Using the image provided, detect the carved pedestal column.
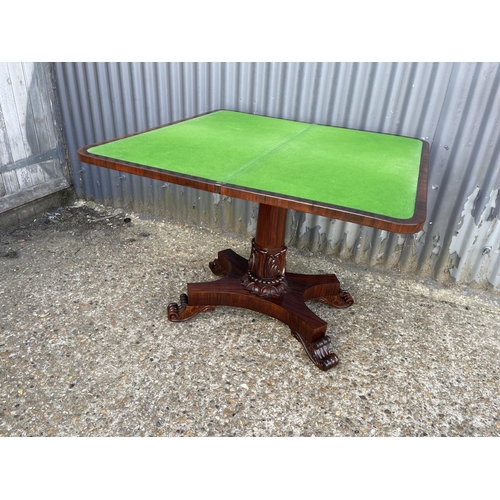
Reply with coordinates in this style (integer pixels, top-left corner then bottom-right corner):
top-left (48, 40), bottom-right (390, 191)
top-left (241, 204), bottom-right (289, 298)
top-left (241, 239), bottom-right (289, 298)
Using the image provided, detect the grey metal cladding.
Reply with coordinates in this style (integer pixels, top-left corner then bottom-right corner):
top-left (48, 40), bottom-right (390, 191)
top-left (53, 62), bottom-right (500, 290)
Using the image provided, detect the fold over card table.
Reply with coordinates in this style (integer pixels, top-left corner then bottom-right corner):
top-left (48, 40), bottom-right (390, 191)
top-left (78, 110), bottom-right (429, 371)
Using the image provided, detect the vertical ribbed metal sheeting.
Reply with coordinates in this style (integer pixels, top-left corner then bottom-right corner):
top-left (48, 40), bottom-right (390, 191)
top-left (53, 62), bottom-right (500, 291)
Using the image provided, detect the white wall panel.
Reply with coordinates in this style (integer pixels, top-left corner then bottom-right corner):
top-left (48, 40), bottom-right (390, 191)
top-left (0, 62), bottom-right (70, 214)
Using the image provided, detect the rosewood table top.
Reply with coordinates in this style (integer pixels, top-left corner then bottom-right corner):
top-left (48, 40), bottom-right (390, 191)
top-left (78, 110), bottom-right (429, 371)
top-left (79, 110), bottom-right (428, 234)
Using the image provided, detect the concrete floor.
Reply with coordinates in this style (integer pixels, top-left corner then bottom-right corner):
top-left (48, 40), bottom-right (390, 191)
top-left (1, 200), bottom-right (499, 437)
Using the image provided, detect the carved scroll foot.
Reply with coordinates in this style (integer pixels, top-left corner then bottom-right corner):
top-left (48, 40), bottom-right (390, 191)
top-left (291, 331), bottom-right (339, 371)
top-left (167, 293), bottom-right (216, 322)
top-left (209, 258), bottom-right (228, 277)
top-left (316, 289), bottom-right (354, 309)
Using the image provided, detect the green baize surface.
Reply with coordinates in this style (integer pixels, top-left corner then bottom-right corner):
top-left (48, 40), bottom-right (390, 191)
top-left (88, 110), bottom-right (423, 219)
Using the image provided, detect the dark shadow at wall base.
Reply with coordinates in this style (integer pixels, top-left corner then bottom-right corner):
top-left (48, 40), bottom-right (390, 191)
top-left (0, 188), bottom-right (75, 231)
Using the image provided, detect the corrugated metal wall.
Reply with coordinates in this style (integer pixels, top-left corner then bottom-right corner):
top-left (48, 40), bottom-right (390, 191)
top-left (53, 62), bottom-right (500, 291)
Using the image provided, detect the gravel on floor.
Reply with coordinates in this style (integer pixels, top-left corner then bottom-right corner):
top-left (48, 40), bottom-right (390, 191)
top-left (1, 200), bottom-right (499, 437)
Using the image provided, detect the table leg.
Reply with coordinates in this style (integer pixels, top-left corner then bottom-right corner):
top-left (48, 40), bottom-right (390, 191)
top-left (167, 204), bottom-right (354, 371)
